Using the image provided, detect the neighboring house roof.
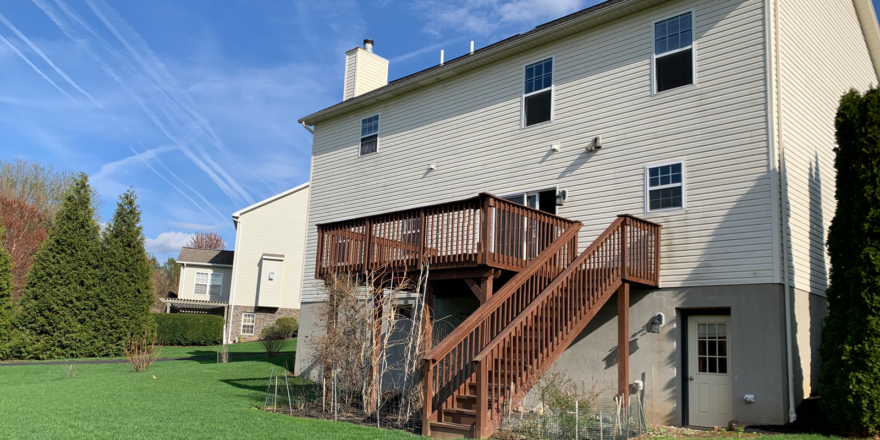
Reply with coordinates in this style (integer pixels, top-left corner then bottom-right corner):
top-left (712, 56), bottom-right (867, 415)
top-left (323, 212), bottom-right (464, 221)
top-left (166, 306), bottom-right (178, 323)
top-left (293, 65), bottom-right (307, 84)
top-left (176, 248), bottom-right (235, 266)
top-left (299, 0), bottom-right (880, 126)
top-left (232, 182), bottom-right (309, 219)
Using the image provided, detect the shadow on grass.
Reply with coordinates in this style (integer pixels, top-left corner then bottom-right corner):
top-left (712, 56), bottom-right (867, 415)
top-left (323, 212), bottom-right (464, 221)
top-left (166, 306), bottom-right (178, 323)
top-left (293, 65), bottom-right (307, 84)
top-left (218, 354), bottom-right (299, 394)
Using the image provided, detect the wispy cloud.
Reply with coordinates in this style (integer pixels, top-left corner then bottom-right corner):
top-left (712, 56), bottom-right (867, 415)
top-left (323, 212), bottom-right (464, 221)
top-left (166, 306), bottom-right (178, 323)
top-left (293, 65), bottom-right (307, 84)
top-left (145, 231), bottom-right (192, 255)
top-left (389, 38), bottom-right (467, 64)
top-left (93, 145), bottom-right (176, 181)
top-left (167, 221), bottom-right (218, 232)
top-left (411, 0), bottom-right (585, 36)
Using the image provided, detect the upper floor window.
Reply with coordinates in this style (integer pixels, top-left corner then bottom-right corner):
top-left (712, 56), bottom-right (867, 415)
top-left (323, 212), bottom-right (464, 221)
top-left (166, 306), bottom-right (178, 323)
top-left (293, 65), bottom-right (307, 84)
top-left (653, 12), bottom-right (694, 93)
top-left (360, 114), bottom-right (379, 156)
top-left (523, 57), bottom-right (553, 127)
top-left (645, 161), bottom-right (685, 212)
top-left (194, 271), bottom-right (223, 296)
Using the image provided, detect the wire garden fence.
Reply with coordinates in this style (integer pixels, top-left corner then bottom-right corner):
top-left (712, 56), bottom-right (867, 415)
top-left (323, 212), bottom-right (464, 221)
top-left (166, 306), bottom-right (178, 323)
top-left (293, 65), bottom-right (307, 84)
top-left (261, 366), bottom-right (423, 435)
top-left (493, 396), bottom-right (648, 440)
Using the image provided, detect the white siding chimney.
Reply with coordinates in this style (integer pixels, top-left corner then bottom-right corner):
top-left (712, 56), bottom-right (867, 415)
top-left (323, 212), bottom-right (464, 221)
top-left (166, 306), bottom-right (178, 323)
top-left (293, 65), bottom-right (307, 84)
top-left (343, 39), bottom-right (389, 101)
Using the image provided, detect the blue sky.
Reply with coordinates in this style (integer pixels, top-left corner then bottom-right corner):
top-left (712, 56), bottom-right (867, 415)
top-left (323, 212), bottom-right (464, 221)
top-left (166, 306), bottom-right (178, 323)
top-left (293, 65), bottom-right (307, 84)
top-left (1, 0), bottom-right (879, 258)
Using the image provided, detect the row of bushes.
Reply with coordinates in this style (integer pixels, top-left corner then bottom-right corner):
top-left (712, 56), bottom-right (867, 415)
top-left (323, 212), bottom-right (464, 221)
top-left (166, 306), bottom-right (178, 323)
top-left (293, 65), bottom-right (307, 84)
top-left (152, 314), bottom-right (298, 346)
top-left (153, 314), bottom-right (223, 346)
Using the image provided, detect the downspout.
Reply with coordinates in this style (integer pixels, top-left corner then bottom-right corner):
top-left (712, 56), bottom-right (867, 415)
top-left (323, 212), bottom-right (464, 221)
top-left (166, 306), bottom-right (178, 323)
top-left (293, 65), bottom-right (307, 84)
top-left (772, 0), bottom-right (798, 423)
top-left (301, 121), bottom-right (314, 134)
top-left (226, 218), bottom-right (244, 344)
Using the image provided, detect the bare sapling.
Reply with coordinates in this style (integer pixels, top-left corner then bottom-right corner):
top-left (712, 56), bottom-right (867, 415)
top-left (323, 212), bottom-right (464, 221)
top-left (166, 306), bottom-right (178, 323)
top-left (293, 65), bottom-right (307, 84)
top-left (310, 262), bottom-right (424, 423)
top-left (124, 329), bottom-right (162, 372)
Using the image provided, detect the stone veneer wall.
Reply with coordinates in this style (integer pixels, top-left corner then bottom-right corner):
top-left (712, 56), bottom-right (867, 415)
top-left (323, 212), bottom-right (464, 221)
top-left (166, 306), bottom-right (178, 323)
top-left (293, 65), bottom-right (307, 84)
top-left (229, 306), bottom-right (300, 343)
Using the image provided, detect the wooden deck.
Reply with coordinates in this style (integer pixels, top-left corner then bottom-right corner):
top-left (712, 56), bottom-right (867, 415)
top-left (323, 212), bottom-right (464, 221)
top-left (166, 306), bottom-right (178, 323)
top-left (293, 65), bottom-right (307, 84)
top-left (314, 193), bottom-right (581, 279)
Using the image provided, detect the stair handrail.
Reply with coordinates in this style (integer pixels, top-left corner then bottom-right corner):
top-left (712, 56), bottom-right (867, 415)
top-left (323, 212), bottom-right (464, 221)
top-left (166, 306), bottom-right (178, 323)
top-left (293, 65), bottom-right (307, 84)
top-left (422, 222), bottom-right (581, 433)
top-left (470, 217), bottom-right (626, 366)
top-left (470, 215), bottom-right (661, 437)
top-left (424, 222), bottom-right (582, 363)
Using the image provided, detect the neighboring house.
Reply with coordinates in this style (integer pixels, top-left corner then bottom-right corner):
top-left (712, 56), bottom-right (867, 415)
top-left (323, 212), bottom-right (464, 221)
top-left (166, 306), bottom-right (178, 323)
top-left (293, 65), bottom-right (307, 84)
top-left (226, 182), bottom-right (309, 343)
top-left (165, 248), bottom-right (235, 320)
top-left (162, 182), bottom-right (310, 343)
top-left (293, 0), bottom-right (880, 438)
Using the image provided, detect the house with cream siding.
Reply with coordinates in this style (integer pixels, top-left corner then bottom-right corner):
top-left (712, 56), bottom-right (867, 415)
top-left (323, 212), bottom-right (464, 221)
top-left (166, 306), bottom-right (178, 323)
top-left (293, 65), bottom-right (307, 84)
top-left (162, 183), bottom-right (310, 343)
top-left (293, 0), bottom-right (880, 437)
top-left (226, 182), bottom-right (309, 343)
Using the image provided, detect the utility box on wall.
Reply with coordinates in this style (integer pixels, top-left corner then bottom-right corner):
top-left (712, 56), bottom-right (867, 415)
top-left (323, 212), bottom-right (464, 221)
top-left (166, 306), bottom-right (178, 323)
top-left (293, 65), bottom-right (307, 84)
top-left (257, 254), bottom-right (284, 308)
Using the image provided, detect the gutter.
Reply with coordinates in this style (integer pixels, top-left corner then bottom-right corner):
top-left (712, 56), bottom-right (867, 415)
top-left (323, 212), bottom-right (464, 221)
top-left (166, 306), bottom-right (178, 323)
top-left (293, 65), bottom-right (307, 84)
top-left (770, 0), bottom-right (797, 424)
top-left (226, 218), bottom-right (244, 344)
top-left (853, 0), bottom-right (880, 80)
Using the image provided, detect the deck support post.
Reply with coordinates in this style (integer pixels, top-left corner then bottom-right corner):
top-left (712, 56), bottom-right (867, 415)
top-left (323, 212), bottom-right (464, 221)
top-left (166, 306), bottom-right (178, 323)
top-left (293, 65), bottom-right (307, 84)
top-left (617, 282), bottom-right (630, 406)
top-left (465, 270), bottom-right (495, 304)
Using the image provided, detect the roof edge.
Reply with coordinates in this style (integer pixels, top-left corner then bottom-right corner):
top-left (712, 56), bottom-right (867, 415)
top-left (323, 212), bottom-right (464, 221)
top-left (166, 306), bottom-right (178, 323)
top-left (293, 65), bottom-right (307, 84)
top-left (232, 181), bottom-right (309, 219)
top-left (175, 261), bottom-right (234, 267)
top-left (298, 0), bottom-right (656, 126)
top-left (854, 0), bottom-right (880, 81)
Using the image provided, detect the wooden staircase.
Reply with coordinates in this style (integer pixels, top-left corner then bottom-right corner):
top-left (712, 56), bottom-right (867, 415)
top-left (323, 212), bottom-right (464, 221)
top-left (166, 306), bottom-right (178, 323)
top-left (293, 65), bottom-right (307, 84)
top-left (422, 215), bottom-right (661, 439)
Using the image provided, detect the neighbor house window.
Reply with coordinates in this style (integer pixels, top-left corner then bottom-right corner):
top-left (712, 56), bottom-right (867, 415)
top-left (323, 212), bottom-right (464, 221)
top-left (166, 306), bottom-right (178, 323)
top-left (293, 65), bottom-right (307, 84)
top-left (646, 162), bottom-right (685, 212)
top-left (523, 57), bottom-right (553, 127)
top-left (653, 12), bottom-right (694, 93)
top-left (360, 114), bottom-right (379, 156)
top-left (194, 272), bottom-right (223, 296)
top-left (241, 313), bottom-right (256, 335)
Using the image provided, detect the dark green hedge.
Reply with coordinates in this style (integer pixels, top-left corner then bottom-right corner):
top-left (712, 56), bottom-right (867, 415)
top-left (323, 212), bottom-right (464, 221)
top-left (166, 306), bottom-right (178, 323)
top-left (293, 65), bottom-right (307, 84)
top-left (153, 314), bottom-right (223, 346)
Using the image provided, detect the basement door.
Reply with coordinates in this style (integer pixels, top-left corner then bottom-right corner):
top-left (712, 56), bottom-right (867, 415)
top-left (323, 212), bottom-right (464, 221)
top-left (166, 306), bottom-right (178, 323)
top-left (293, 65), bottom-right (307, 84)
top-left (687, 316), bottom-right (733, 428)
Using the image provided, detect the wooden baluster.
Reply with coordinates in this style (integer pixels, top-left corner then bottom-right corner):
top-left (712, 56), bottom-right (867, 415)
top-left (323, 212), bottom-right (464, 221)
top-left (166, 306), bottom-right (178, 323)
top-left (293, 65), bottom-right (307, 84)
top-left (363, 219), bottom-right (372, 275)
top-left (419, 208), bottom-right (427, 266)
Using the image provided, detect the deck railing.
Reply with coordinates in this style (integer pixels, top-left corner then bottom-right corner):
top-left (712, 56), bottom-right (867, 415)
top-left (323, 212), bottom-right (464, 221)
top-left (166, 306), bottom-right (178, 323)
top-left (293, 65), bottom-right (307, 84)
top-left (314, 193), bottom-right (580, 278)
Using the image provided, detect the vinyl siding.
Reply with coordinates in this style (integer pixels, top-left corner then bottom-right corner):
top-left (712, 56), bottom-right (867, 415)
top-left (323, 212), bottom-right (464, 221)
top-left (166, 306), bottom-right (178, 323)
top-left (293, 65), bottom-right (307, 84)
top-left (354, 51), bottom-right (389, 97)
top-left (343, 51), bottom-right (357, 101)
top-left (776, 0), bottom-right (878, 295)
top-left (232, 185), bottom-right (309, 309)
top-left (302, 0), bottom-right (775, 303)
top-left (178, 265), bottom-right (233, 302)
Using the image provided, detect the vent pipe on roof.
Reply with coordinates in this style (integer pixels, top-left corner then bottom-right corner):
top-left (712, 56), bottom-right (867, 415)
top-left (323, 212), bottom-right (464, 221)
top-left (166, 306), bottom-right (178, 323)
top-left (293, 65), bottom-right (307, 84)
top-left (440, 50), bottom-right (444, 65)
top-left (364, 39), bottom-right (374, 53)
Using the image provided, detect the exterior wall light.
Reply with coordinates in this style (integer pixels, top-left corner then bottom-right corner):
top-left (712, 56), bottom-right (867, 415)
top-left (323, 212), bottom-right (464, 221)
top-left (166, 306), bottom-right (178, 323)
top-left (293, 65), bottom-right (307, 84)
top-left (556, 189), bottom-right (567, 206)
top-left (586, 135), bottom-right (603, 152)
top-left (649, 312), bottom-right (665, 333)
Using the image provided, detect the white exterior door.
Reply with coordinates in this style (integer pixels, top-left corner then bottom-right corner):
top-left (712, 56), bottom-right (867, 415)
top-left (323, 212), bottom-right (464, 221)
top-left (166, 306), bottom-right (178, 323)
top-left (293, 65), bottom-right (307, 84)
top-left (688, 315), bottom-right (732, 428)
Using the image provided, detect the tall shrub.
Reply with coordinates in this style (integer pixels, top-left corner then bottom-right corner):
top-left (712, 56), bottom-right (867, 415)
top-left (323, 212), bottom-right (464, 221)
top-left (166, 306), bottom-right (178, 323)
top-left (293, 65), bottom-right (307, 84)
top-left (819, 88), bottom-right (880, 435)
top-left (94, 189), bottom-right (154, 356)
top-left (0, 221), bottom-right (13, 358)
top-left (15, 174), bottom-right (100, 359)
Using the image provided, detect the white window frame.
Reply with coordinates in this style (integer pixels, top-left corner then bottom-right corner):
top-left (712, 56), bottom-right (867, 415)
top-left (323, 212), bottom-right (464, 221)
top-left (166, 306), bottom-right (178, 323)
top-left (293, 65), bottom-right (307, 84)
top-left (241, 313), bottom-right (256, 335)
top-left (194, 271), bottom-right (209, 295)
top-left (644, 159), bottom-right (687, 213)
top-left (520, 55), bottom-right (555, 129)
top-left (651, 9), bottom-right (697, 95)
top-left (358, 113), bottom-right (380, 157)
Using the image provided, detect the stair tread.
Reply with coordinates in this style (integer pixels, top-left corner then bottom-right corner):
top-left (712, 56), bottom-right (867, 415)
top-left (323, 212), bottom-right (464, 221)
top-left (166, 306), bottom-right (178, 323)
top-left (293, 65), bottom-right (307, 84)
top-left (431, 421), bottom-right (475, 431)
top-left (442, 407), bottom-right (476, 415)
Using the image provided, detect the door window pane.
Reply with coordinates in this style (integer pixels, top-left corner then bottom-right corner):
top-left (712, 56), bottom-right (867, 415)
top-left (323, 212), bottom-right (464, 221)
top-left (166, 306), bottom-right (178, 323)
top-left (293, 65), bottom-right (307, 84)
top-left (696, 320), bottom-right (729, 376)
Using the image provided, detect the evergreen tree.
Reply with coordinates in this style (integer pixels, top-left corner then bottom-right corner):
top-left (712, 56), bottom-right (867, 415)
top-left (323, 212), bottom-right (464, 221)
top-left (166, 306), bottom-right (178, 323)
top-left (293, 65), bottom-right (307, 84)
top-left (0, 221), bottom-right (13, 359)
top-left (95, 189), bottom-right (154, 355)
top-left (819, 88), bottom-right (880, 436)
top-left (15, 174), bottom-right (100, 359)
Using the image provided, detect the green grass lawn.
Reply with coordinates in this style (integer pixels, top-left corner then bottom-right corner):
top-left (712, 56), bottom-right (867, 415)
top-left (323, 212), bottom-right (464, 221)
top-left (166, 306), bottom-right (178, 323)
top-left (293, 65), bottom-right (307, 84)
top-left (0, 340), bottom-right (297, 364)
top-left (0, 354), bottom-right (418, 439)
top-left (157, 339), bottom-right (297, 359)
